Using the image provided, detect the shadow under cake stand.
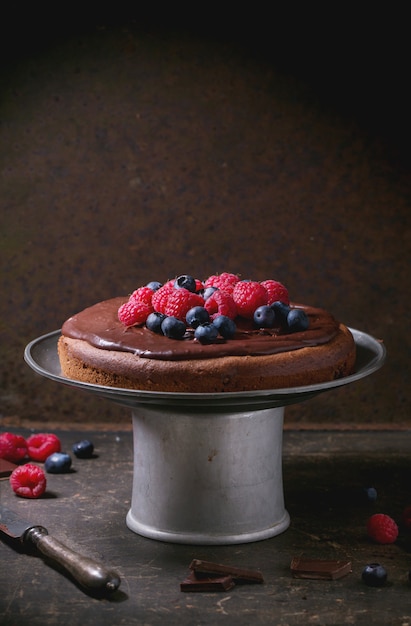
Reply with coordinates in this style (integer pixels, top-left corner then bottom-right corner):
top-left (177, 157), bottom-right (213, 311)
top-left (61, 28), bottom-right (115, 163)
top-left (25, 329), bottom-right (385, 545)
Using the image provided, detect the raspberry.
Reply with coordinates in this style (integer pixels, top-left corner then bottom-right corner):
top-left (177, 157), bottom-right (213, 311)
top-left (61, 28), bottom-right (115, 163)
top-left (232, 281), bottom-right (268, 319)
top-left (204, 272), bottom-right (240, 295)
top-left (367, 513), bottom-right (399, 544)
top-left (204, 290), bottom-right (237, 320)
top-left (164, 289), bottom-right (205, 322)
top-left (151, 281), bottom-right (175, 314)
top-left (261, 279), bottom-right (290, 305)
top-left (10, 463), bottom-right (47, 498)
top-left (118, 299), bottom-right (152, 326)
top-left (0, 432), bottom-right (28, 463)
top-left (194, 278), bottom-right (204, 292)
top-left (129, 286), bottom-right (155, 306)
top-left (26, 433), bottom-right (61, 462)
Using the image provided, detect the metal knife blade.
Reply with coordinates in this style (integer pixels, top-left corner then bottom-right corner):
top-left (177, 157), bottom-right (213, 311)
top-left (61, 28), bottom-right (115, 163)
top-left (0, 504), bottom-right (121, 593)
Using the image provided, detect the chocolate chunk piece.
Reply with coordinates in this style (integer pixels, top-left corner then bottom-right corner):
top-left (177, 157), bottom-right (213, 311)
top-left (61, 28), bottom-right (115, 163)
top-left (290, 557), bottom-right (352, 580)
top-left (180, 571), bottom-right (235, 592)
top-left (0, 458), bottom-right (17, 479)
top-left (189, 559), bottom-right (264, 584)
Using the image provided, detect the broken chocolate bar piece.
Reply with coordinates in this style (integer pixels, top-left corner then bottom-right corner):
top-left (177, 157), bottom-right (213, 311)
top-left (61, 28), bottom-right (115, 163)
top-left (0, 458), bottom-right (17, 479)
top-left (290, 557), bottom-right (352, 580)
top-left (180, 571), bottom-right (235, 592)
top-left (189, 559), bottom-right (264, 584)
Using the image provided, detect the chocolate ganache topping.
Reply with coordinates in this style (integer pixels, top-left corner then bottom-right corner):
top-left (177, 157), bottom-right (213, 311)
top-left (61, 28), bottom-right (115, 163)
top-left (61, 297), bottom-right (340, 361)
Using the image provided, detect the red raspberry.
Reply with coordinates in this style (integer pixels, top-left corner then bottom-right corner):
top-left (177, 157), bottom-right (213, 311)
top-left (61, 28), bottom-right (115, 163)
top-left (367, 513), bottom-right (399, 544)
top-left (204, 272), bottom-right (240, 294)
top-left (129, 286), bottom-right (155, 306)
top-left (194, 278), bottom-right (204, 292)
top-left (10, 463), bottom-right (47, 498)
top-left (204, 290), bottom-right (237, 320)
top-left (261, 279), bottom-right (290, 305)
top-left (0, 432), bottom-right (28, 463)
top-left (26, 433), bottom-right (61, 462)
top-left (151, 281), bottom-right (175, 314)
top-left (164, 289), bottom-right (205, 321)
top-left (232, 281), bottom-right (268, 319)
top-left (118, 299), bottom-right (153, 326)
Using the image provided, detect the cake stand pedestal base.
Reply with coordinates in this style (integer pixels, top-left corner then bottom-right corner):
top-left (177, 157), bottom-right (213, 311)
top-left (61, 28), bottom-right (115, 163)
top-left (126, 404), bottom-right (290, 544)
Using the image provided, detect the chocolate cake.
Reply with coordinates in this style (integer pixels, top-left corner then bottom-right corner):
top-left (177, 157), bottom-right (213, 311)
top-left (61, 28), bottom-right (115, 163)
top-left (57, 273), bottom-right (356, 392)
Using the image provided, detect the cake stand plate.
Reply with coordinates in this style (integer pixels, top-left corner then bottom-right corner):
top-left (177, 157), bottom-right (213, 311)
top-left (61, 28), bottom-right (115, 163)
top-left (25, 329), bottom-right (385, 545)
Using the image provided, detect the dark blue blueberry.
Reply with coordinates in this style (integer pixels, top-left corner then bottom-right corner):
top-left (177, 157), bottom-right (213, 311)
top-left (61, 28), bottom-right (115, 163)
top-left (271, 301), bottom-right (291, 324)
top-left (362, 563), bottom-right (387, 587)
top-left (286, 308), bottom-right (309, 332)
top-left (202, 286), bottom-right (218, 300)
top-left (212, 315), bottom-right (237, 339)
top-left (194, 323), bottom-right (219, 343)
top-left (161, 316), bottom-right (186, 339)
top-left (146, 281), bottom-right (162, 291)
top-left (174, 274), bottom-right (196, 292)
top-left (146, 311), bottom-right (166, 334)
top-left (363, 486), bottom-right (378, 503)
top-left (253, 305), bottom-right (276, 328)
top-left (45, 452), bottom-right (72, 473)
top-left (72, 439), bottom-right (94, 459)
top-left (186, 306), bottom-right (210, 328)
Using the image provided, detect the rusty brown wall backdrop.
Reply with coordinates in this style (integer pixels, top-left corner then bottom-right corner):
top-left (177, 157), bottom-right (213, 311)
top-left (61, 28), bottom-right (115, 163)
top-left (1, 12), bottom-right (410, 428)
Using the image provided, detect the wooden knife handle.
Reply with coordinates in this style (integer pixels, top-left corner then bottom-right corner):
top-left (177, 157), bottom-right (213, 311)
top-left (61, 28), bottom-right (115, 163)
top-left (25, 526), bottom-right (121, 593)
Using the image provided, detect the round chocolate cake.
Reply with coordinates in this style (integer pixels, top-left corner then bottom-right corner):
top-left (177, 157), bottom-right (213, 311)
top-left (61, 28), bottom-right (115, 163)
top-left (57, 273), bottom-right (356, 392)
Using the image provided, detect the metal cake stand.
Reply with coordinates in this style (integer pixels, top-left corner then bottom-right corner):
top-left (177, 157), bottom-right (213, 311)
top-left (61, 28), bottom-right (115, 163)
top-left (24, 329), bottom-right (385, 545)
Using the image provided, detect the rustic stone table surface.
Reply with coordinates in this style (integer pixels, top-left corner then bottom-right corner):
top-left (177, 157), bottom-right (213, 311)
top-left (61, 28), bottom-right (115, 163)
top-left (1, 427), bottom-right (411, 625)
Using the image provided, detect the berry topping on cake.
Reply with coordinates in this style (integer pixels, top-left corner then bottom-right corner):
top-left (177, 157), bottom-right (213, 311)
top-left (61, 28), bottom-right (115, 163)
top-left (194, 323), bottom-right (219, 344)
top-left (0, 432), bottom-right (28, 463)
top-left (130, 286), bottom-right (155, 306)
top-left (164, 289), bottom-right (204, 322)
top-left (204, 290), bottom-right (237, 320)
top-left (254, 305), bottom-right (276, 328)
top-left (151, 281), bottom-right (175, 314)
top-left (367, 513), bottom-right (399, 544)
top-left (10, 463), bottom-right (47, 498)
top-left (118, 299), bottom-right (153, 326)
top-left (204, 272), bottom-right (240, 294)
top-left (174, 274), bottom-right (197, 292)
top-left (161, 316), bottom-right (187, 339)
top-left (286, 308), bottom-right (309, 332)
top-left (146, 311), bottom-right (167, 333)
top-left (146, 280), bottom-right (162, 291)
top-left (212, 315), bottom-right (237, 339)
top-left (44, 452), bottom-right (72, 474)
top-left (261, 279), bottom-right (290, 305)
top-left (26, 433), bottom-right (61, 463)
top-left (232, 281), bottom-right (268, 319)
top-left (186, 306), bottom-right (210, 328)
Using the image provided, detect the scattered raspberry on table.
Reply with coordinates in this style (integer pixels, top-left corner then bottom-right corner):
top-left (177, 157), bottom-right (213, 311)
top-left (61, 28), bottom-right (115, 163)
top-left (10, 463), bottom-right (47, 498)
top-left (0, 432), bottom-right (28, 463)
top-left (26, 433), bottom-right (61, 462)
top-left (367, 513), bottom-right (399, 544)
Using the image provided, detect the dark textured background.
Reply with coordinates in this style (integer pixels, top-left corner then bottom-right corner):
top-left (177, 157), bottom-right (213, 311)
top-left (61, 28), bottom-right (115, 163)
top-left (1, 11), bottom-right (410, 428)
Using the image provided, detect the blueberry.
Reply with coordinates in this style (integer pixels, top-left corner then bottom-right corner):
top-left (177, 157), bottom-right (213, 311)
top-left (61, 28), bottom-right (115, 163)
top-left (146, 311), bottom-right (166, 333)
top-left (161, 316), bottom-right (186, 339)
top-left (286, 308), bottom-right (309, 332)
top-left (271, 301), bottom-right (291, 324)
top-left (186, 306), bottom-right (210, 328)
top-left (174, 275), bottom-right (196, 292)
top-left (146, 281), bottom-right (162, 291)
top-left (253, 305), bottom-right (276, 328)
top-left (194, 323), bottom-right (219, 343)
top-left (362, 563), bottom-right (387, 587)
top-left (72, 439), bottom-right (94, 459)
top-left (202, 286), bottom-right (218, 300)
top-left (363, 486), bottom-right (378, 503)
top-left (45, 452), bottom-right (72, 473)
top-left (212, 315), bottom-right (237, 339)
